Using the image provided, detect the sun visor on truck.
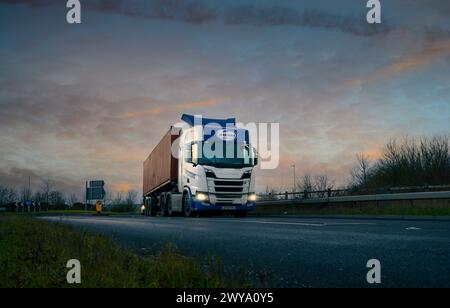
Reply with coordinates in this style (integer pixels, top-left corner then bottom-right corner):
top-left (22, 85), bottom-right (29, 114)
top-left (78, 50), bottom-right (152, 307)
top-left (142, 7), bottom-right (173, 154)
top-left (181, 114), bottom-right (236, 128)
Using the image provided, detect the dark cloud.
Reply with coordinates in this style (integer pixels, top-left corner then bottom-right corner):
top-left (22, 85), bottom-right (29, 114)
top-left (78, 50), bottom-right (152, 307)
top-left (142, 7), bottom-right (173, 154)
top-left (95, 0), bottom-right (391, 36)
top-left (0, 0), bottom-right (58, 7)
top-left (1, 0), bottom-right (390, 36)
top-left (0, 167), bottom-right (83, 197)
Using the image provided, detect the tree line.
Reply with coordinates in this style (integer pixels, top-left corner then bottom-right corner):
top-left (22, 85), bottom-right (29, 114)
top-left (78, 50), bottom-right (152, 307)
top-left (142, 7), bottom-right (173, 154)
top-left (0, 178), bottom-right (140, 212)
top-left (265, 135), bottom-right (450, 195)
top-left (350, 135), bottom-right (449, 190)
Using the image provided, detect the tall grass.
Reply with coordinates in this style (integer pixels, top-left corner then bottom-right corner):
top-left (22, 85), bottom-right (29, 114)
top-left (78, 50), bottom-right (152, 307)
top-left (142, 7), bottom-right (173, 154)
top-left (0, 215), bottom-right (240, 288)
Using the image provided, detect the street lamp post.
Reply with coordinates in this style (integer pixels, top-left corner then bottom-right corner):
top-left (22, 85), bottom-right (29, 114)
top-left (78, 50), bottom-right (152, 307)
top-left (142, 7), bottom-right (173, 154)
top-left (292, 163), bottom-right (296, 197)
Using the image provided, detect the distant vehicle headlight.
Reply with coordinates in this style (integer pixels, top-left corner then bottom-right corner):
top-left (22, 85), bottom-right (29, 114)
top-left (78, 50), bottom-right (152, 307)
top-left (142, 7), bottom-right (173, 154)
top-left (196, 192), bottom-right (209, 202)
top-left (141, 205), bottom-right (145, 212)
top-left (248, 194), bottom-right (257, 202)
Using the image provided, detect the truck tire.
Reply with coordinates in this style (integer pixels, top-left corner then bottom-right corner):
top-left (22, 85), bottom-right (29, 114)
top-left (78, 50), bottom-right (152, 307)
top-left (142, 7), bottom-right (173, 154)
top-left (182, 192), bottom-right (196, 218)
top-left (160, 193), bottom-right (169, 217)
top-left (144, 199), bottom-right (150, 216)
top-left (149, 197), bottom-right (157, 217)
top-left (166, 194), bottom-right (176, 217)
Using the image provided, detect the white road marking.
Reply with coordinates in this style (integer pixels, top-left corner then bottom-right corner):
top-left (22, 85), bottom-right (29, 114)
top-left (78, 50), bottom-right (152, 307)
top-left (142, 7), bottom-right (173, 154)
top-left (195, 218), bottom-right (375, 227)
top-left (326, 222), bottom-right (377, 226)
top-left (406, 227), bottom-right (422, 230)
top-left (40, 216), bottom-right (379, 228)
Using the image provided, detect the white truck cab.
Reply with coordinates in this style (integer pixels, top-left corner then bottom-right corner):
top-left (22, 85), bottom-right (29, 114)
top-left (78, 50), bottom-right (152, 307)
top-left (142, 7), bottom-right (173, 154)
top-left (143, 114), bottom-right (257, 218)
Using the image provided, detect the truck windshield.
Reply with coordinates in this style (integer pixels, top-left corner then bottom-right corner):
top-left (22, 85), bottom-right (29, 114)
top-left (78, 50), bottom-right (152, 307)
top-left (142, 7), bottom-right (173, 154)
top-left (192, 141), bottom-right (257, 168)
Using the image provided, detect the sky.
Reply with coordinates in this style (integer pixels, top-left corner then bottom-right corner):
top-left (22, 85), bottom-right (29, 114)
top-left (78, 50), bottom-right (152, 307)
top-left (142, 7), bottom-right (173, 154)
top-left (0, 0), bottom-right (449, 199)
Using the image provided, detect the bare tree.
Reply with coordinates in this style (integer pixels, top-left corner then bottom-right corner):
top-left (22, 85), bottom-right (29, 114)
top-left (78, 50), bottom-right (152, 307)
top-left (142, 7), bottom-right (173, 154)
top-left (49, 191), bottom-right (65, 206)
top-left (264, 186), bottom-right (278, 200)
top-left (20, 186), bottom-right (32, 202)
top-left (351, 153), bottom-right (371, 188)
top-left (6, 188), bottom-right (18, 204)
top-left (299, 174), bottom-right (314, 192)
top-left (69, 194), bottom-right (79, 207)
top-left (349, 135), bottom-right (449, 189)
top-left (40, 178), bottom-right (54, 205)
top-left (0, 186), bottom-right (8, 205)
top-left (126, 190), bottom-right (138, 206)
top-left (314, 175), bottom-right (335, 197)
top-left (113, 192), bottom-right (124, 205)
top-left (315, 175), bottom-right (334, 191)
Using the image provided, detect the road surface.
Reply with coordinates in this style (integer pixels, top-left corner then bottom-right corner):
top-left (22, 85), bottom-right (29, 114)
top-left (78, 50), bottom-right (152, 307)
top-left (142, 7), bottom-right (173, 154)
top-left (41, 215), bottom-right (450, 287)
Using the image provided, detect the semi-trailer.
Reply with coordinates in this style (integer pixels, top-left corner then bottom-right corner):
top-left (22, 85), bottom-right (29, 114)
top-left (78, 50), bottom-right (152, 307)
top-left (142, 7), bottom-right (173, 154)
top-left (142, 114), bottom-right (258, 217)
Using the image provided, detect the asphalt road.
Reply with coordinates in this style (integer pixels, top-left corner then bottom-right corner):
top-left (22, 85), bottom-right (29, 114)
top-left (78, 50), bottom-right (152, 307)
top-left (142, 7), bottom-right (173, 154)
top-left (41, 215), bottom-right (450, 288)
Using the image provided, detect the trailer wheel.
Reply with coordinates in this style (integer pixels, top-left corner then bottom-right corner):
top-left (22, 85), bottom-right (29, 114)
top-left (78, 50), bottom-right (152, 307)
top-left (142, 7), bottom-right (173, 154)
top-left (160, 193), bottom-right (169, 217)
top-left (144, 199), bottom-right (149, 216)
top-left (149, 197), bottom-right (157, 217)
top-left (182, 192), bottom-right (196, 218)
top-left (166, 194), bottom-right (174, 217)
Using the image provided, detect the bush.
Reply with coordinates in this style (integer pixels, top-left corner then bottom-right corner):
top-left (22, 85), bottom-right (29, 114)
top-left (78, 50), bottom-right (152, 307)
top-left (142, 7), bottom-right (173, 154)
top-left (352, 135), bottom-right (450, 189)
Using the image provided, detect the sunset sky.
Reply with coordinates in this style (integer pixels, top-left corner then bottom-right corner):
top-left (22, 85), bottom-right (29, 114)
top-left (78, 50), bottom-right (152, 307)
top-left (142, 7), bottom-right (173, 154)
top-left (1, 0), bottom-right (449, 199)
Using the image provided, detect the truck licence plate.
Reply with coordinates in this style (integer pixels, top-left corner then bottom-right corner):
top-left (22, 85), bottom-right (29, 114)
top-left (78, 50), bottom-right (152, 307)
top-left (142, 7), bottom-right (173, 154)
top-left (222, 206), bottom-right (236, 211)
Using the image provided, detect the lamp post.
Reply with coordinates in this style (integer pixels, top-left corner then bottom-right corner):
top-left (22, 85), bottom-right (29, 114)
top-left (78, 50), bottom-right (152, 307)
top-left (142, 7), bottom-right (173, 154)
top-left (292, 163), bottom-right (296, 197)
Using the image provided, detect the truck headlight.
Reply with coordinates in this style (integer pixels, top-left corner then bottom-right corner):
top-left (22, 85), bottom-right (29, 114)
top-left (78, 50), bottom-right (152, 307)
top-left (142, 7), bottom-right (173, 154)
top-left (196, 192), bottom-right (209, 202)
top-left (248, 194), bottom-right (257, 202)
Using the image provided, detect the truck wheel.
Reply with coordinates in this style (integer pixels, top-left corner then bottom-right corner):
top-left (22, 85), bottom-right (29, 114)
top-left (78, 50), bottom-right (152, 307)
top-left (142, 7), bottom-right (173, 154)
top-left (160, 193), bottom-right (169, 217)
top-left (182, 192), bottom-right (196, 218)
top-left (166, 194), bottom-right (174, 217)
top-left (144, 200), bottom-right (149, 216)
top-left (149, 198), bottom-right (157, 217)
top-left (233, 212), bottom-right (247, 218)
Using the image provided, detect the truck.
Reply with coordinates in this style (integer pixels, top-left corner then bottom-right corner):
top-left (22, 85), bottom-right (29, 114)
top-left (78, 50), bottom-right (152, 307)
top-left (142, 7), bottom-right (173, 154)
top-left (142, 114), bottom-right (258, 218)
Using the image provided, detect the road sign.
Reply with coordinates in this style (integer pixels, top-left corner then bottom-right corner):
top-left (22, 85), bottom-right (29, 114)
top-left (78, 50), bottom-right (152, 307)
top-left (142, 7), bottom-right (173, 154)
top-left (90, 180), bottom-right (105, 188)
top-left (85, 180), bottom-right (106, 212)
top-left (87, 187), bottom-right (105, 200)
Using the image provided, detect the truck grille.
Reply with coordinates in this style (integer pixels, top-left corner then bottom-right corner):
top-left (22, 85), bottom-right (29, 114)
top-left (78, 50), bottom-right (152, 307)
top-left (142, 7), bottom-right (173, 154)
top-left (208, 176), bottom-right (248, 204)
top-left (215, 187), bottom-right (243, 193)
top-left (214, 193), bottom-right (243, 199)
top-left (214, 180), bottom-right (243, 186)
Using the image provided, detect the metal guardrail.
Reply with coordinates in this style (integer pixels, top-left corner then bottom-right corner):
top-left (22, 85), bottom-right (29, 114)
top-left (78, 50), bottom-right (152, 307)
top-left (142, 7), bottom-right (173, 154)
top-left (258, 191), bottom-right (450, 206)
top-left (257, 187), bottom-right (450, 206)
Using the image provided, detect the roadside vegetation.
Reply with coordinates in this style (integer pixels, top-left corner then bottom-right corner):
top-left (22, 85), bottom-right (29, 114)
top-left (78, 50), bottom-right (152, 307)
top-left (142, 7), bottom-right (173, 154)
top-left (350, 135), bottom-right (450, 190)
top-left (264, 134), bottom-right (450, 195)
top-left (0, 215), bottom-right (243, 288)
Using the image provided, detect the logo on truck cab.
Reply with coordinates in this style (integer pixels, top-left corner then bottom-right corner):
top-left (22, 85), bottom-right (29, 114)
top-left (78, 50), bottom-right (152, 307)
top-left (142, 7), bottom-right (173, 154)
top-left (216, 129), bottom-right (237, 141)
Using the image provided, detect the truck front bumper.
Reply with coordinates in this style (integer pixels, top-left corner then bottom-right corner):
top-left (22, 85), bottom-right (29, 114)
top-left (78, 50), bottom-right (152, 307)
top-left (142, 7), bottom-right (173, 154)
top-left (192, 201), bottom-right (256, 212)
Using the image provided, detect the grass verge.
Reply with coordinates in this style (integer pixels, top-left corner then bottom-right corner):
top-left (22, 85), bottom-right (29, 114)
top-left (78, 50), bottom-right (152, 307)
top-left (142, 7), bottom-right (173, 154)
top-left (0, 215), bottom-right (241, 288)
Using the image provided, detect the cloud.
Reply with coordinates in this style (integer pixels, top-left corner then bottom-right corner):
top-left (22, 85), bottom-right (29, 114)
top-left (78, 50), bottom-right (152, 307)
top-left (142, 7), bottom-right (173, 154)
top-left (0, 0), bottom-right (58, 7)
top-left (124, 98), bottom-right (222, 118)
top-left (111, 182), bottom-right (141, 193)
top-left (347, 39), bottom-right (450, 86)
top-left (0, 167), bottom-right (84, 198)
top-left (0, 0), bottom-right (391, 37)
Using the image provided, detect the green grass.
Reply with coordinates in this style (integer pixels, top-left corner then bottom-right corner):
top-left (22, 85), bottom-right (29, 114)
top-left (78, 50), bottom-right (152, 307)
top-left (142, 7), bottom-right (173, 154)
top-left (0, 215), bottom-right (243, 288)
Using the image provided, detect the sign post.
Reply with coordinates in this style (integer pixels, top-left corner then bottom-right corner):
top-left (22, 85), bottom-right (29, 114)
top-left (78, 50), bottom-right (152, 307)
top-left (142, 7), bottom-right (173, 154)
top-left (85, 180), bottom-right (105, 212)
